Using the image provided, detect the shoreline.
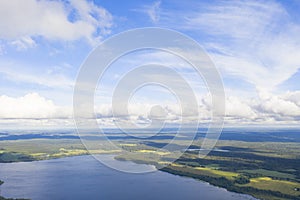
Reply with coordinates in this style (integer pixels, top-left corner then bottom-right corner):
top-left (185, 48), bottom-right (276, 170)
top-left (2, 153), bottom-right (300, 200)
top-left (1, 154), bottom-right (257, 200)
top-left (114, 154), bottom-right (300, 200)
top-left (1, 138), bottom-right (300, 200)
top-left (1, 154), bottom-right (260, 200)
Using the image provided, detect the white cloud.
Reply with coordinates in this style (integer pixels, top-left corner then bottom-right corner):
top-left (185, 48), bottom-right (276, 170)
top-left (157, 0), bottom-right (300, 91)
top-left (224, 90), bottom-right (300, 124)
top-left (184, 1), bottom-right (286, 40)
top-left (202, 90), bottom-right (300, 124)
top-left (0, 41), bottom-right (5, 55)
top-left (0, 90), bottom-right (300, 127)
top-left (225, 96), bottom-right (257, 118)
top-left (203, 1), bottom-right (300, 90)
top-left (0, 93), bottom-right (71, 119)
top-left (283, 91), bottom-right (300, 106)
top-left (135, 1), bottom-right (161, 23)
top-left (147, 1), bottom-right (161, 23)
top-left (0, 62), bottom-right (74, 89)
top-left (257, 90), bottom-right (300, 117)
top-left (11, 36), bottom-right (37, 51)
top-left (0, 0), bottom-right (113, 45)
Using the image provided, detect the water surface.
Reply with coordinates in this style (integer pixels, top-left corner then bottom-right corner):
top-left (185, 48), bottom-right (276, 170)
top-left (0, 155), bottom-right (257, 200)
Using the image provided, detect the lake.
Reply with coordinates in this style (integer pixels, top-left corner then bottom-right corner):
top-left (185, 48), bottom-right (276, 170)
top-left (0, 155), bottom-right (257, 200)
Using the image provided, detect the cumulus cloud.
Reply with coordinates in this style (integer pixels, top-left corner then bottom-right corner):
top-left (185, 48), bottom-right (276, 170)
top-left (201, 90), bottom-right (300, 125)
top-left (223, 90), bottom-right (300, 124)
top-left (225, 96), bottom-right (257, 118)
top-left (0, 0), bottom-right (113, 47)
top-left (283, 91), bottom-right (300, 106)
top-left (256, 90), bottom-right (300, 117)
top-left (1, 90), bottom-right (300, 127)
top-left (0, 93), bottom-right (71, 119)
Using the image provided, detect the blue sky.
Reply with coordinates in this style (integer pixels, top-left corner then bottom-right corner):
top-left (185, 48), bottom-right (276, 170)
top-left (0, 0), bottom-right (300, 128)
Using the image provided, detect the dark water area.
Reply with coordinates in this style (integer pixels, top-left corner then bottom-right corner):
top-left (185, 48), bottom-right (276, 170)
top-left (0, 128), bottom-right (300, 142)
top-left (0, 155), bottom-right (257, 200)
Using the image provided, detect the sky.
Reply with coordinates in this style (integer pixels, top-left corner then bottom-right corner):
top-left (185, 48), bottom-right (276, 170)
top-left (0, 0), bottom-right (300, 129)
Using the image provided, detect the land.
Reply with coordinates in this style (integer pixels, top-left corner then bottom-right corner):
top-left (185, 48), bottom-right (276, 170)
top-left (0, 139), bottom-right (120, 200)
top-left (0, 132), bottom-right (300, 200)
top-left (0, 139), bottom-right (122, 162)
top-left (115, 139), bottom-right (300, 200)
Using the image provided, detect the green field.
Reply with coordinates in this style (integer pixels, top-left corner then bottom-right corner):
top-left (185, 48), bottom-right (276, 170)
top-left (116, 139), bottom-right (300, 200)
top-left (0, 139), bottom-right (122, 162)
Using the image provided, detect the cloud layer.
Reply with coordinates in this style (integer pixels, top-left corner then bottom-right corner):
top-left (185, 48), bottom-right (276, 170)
top-left (1, 92), bottom-right (299, 127)
top-left (0, 0), bottom-right (299, 128)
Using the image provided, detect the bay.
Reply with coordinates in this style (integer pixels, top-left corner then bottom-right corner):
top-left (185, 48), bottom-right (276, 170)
top-left (0, 155), bottom-right (257, 200)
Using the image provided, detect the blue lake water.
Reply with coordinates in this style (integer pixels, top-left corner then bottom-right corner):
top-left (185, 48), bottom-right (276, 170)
top-left (0, 155), bottom-right (257, 200)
